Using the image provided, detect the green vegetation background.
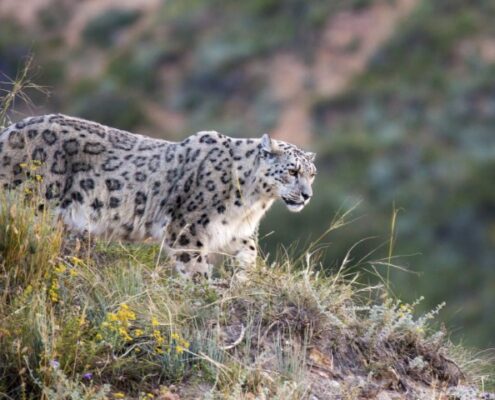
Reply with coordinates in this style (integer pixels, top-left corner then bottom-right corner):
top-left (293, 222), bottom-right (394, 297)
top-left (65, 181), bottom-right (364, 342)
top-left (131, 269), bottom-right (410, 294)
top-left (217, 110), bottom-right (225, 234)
top-left (1, 0), bottom-right (494, 348)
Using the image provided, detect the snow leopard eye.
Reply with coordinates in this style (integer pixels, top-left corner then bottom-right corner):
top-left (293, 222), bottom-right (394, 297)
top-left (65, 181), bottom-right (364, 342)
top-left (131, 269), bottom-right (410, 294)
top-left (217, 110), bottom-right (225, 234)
top-left (288, 169), bottom-right (298, 177)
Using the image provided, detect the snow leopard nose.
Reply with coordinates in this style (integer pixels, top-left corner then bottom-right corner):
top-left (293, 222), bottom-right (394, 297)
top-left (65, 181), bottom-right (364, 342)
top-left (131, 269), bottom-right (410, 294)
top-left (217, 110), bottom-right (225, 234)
top-left (301, 192), bottom-right (311, 201)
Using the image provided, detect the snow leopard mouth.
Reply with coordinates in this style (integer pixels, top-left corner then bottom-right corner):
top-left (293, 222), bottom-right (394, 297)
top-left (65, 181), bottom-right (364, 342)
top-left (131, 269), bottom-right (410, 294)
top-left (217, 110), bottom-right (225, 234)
top-left (282, 197), bottom-right (304, 207)
top-left (282, 197), bottom-right (306, 212)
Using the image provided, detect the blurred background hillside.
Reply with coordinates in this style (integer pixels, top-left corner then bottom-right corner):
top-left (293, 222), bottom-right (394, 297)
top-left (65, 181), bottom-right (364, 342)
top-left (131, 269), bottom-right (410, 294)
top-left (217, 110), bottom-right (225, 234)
top-left (1, 0), bottom-right (494, 348)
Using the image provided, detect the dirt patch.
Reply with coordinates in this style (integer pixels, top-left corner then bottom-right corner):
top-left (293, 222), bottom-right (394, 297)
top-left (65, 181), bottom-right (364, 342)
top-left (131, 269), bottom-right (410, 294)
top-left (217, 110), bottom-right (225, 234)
top-left (268, 53), bottom-right (311, 146)
top-left (313, 0), bottom-right (418, 97)
top-left (0, 0), bottom-right (52, 25)
top-left (457, 36), bottom-right (495, 64)
top-left (269, 0), bottom-right (419, 146)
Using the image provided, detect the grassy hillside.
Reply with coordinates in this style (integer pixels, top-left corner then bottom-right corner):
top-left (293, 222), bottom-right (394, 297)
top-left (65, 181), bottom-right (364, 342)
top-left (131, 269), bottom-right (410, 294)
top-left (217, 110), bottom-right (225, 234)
top-left (0, 188), bottom-right (493, 399)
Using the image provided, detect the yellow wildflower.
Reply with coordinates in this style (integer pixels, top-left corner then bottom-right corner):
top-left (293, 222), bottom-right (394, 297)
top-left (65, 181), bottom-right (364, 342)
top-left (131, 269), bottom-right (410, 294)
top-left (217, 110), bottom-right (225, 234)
top-left (120, 306), bottom-right (136, 321)
top-left (108, 313), bottom-right (118, 322)
top-left (133, 329), bottom-right (144, 337)
top-left (54, 263), bottom-right (66, 274)
top-left (70, 256), bottom-right (84, 265)
top-left (114, 392), bottom-right (126, 399)
top-left (151, 317), bottom-right (159, 327)
top-left (102, 304), bottom-right (137, 341)
top-left (49, 279), bottom-right (60, 303)
top-left (118, 327), bottom-right (132, 341)
top-left (153, 329), bottom-right (165, 345)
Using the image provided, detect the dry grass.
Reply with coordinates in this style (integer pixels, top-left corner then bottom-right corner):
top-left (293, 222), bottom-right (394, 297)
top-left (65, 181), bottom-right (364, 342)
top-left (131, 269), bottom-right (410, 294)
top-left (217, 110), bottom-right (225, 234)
top-left (0, 55), bottom-right (48, 129)
top-left (0, 187), bottom-right (492, 399)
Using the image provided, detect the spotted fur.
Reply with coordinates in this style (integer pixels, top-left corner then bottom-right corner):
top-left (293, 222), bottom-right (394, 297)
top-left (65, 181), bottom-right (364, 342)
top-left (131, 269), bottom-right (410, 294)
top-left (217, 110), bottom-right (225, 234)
top-left (0, 114), bottom-right (317, 279)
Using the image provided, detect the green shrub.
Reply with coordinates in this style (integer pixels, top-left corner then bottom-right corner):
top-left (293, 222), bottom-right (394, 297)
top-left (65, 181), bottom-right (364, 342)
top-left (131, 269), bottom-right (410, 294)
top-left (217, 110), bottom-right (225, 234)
top-left (71, 86), bottom-right (146, 131)
top-left (82, 9), bottom-right (142, 48)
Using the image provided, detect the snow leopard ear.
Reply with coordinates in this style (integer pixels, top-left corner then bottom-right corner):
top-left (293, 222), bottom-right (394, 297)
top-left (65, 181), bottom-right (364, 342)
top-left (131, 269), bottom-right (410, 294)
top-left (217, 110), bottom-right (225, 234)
top-left (305, 152), bottom-right (316, 162)
top-left (261, 133), bottom-right (281, 155)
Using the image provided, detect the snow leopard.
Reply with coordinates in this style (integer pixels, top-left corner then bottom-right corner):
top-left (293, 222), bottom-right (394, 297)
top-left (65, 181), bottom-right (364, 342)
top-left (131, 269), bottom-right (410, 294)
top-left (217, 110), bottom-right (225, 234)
top-left (0, 114), bottom-right (317, 279)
